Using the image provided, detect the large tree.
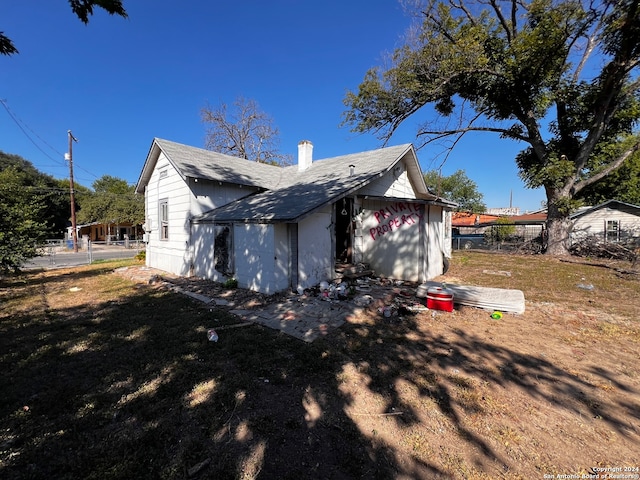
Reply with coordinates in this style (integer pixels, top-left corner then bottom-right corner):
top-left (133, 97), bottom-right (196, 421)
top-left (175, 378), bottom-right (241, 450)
top-left (1, 0), bottom-right (127, 55)
top-left (201, 97), bottom-right (292, 165)
top-left (424, 169), bottom-right (486, 212)
top-left (343, 0), bottom-right (640, 255)
top-left (76, 175), bottom-right (144, 228)
top-left (0, 159), bottom-right (51, 272)
top-left (576, 146), bottom-right (640, 205)
top-left (0, 151), bottom-right (72, 238)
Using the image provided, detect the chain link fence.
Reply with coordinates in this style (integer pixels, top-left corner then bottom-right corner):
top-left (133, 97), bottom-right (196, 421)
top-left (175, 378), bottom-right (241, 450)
top-left (452, 223), bottom-right (546, 253)
top-left (28, 239), bottom-right (145, 269)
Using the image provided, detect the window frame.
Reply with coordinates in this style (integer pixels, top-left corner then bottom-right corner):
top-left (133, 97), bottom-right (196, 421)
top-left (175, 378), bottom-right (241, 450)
top-left (159, 198), bottom-right (169, 241)
top-left (605, 219), bottom-right (619, 242)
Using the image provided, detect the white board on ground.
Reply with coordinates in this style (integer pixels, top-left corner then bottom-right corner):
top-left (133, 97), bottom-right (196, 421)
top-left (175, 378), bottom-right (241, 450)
top-left (417, 281), bottom-right (525, 314)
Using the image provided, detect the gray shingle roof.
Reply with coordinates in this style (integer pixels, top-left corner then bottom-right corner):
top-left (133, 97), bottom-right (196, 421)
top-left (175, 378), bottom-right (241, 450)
top-left (139, 138), bottom-right (430, 223)
top-left (154, 138), bottom-right (286, 189)
top-left (192, 144), bottom-right (417, 223)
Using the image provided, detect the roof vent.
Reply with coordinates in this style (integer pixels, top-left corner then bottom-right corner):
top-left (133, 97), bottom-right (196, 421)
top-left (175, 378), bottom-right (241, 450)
top-left (349, 164), bottom-right (355, 176)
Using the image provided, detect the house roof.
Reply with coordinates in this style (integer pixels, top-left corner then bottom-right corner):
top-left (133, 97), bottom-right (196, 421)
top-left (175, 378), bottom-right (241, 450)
top-left (135, 137), bottom-right (448, 224)
top-left (452, 212), bottom-right (501, 227)
top-left (508, 212), bottom-right (548, 223)
top-left (569, 199), bottom-right (640, 219)
top-left (135, 138), bottom-right (285, 193)
top-left (192, 143), bottom-right (441, 223)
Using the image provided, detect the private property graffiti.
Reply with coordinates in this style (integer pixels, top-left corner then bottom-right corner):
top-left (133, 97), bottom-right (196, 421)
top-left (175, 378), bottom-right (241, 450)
top-left (369, 202), bottom-right (424, 240)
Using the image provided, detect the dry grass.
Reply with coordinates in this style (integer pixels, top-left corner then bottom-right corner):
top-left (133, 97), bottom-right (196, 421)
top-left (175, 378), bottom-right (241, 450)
top-left (1, 254), bottom-right (639, 479)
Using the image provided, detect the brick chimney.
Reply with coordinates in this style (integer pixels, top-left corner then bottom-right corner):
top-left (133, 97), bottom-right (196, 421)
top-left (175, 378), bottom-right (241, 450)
top-left (298, 140), bottom-right (313, 171)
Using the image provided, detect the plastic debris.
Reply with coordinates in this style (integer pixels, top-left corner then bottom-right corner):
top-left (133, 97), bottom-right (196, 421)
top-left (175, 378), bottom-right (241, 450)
top-left (354, 294), bottom-right (373, 307)
top-left (490, 311), bottom-right (503, 320)
top-left (207, 329), bottom-right (218, 342)
top-left (577, 283), bottom-right (594, 290)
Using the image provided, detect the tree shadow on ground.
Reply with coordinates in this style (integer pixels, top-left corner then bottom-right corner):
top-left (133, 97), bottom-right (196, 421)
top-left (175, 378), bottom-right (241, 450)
top-left (1, 271), bottom-right (637, 479)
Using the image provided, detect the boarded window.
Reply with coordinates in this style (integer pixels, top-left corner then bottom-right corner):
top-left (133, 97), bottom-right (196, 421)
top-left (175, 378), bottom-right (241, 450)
top-left (160, 199), bottom-right (169, 240)
top-left (214, 224), bottom-right (233, 274)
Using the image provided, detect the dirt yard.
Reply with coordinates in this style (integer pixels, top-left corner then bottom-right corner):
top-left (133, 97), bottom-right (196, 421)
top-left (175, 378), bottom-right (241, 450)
top-left (1, 253), bottom-right (639, 479)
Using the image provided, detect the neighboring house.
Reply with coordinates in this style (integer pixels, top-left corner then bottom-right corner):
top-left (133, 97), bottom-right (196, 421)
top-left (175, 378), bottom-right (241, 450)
top-left (67, 222), bottom-right (142, 244)
top-left (570, 200), bottom-right (640, 244)
top-left (452, 212), bottom-right (502, 234)
top-left (451, 212), bottom-right (501, 249)
top-left (135, 138), bottom-right (455, 294)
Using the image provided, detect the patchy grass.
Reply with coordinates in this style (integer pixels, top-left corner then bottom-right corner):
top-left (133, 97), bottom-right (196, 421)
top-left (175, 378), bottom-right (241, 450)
top-left (1, 254), bottom-right (639, 479)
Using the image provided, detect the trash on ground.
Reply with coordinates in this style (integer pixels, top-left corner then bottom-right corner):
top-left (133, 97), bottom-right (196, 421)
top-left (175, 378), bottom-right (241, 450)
top-left (418, 281), bottom-right (525, 314)
top-left (490, 311), bottom-right (503, 319)
top-left (577, 283), bottom-right (594, 290)
top-left (354, 294), bottom-right (374, 307)
top-left (69, 287), bottom-right (82, 292)
top-left (207, 329), bottom-right (218, 342)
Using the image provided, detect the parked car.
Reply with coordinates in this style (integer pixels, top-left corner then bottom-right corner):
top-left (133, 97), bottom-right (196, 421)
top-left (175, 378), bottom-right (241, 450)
top-left (452, 232), bottom-right (486, 250)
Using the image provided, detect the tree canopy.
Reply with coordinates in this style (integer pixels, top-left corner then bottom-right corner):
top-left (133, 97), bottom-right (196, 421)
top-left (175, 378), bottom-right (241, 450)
top-left (575, 143), bottom-right (640, 205)
top-left (423, 169), bottom-right (486, 212)
top-left (343, 0), bottom-right (640, 254)
top-left (1, 0), bottom-right (127, 55)
top-left (0, 152), bottom-right (65, 272)
top-left (201, 97), bottom-right (291, 165)
top-left (76, 175), bottom-right (144, 227)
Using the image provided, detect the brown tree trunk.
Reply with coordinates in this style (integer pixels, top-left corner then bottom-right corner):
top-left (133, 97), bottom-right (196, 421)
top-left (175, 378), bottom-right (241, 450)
top-left (545, 200), bottom-right (572, 256)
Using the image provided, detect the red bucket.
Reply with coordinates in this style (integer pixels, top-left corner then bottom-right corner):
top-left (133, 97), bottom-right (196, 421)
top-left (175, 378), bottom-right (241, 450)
top-left (426, 287), bottom-right (454, 312)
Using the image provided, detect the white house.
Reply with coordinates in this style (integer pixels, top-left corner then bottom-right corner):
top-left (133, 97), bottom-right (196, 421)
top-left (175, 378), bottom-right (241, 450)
top-left (570, 200), bottom-right (640, 244)
top-left (135, 138), bottom-right (455, 294)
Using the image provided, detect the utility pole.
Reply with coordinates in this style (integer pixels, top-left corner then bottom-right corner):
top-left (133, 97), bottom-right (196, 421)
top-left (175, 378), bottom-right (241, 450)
top-left (66, 130), bottom-right (79, 253)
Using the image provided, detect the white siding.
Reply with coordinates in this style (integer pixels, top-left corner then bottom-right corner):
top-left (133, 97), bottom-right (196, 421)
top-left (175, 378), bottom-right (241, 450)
top-left (357, 165), bottom-right (416, 198)
top-left (191, 223), bottom-right (222, 281)
top-left (144, 153), bottom-right (192, 276)
top-left (360, 199), bottom-right (424, 281)
top-left (188, 178), bottom-right (259, 216)
top-left (233, 224), bottom-right (288, 294)
top-left (424, 205), bottom-right (446, 280)
top-left (297, 206), bottom-right (333, 288)
top-left (274, 224), bottom-right (291, 292)
top-left (572, 206), bottom-right (640, 243)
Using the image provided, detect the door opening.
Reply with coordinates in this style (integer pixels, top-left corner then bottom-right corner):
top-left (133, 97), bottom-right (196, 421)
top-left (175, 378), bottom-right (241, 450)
top-left (335, 198), bottom-right (354, 264)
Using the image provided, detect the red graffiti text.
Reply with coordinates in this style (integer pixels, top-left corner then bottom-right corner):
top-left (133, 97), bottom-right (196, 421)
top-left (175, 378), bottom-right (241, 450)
top-left (369, 202), bottom-right (423, 241)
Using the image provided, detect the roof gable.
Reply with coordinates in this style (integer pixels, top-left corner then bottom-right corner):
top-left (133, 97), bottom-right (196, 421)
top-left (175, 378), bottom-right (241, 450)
top-left (570, 200), bottom-right (640, 219)
top-left (135, 138), bottom-right (284, 193)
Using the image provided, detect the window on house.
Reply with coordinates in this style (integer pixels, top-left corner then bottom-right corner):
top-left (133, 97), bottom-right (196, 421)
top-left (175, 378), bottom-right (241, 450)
top-left (606, 220), bottom-right (619, 242)
top-left (160, 199), bottom-right (169, 240)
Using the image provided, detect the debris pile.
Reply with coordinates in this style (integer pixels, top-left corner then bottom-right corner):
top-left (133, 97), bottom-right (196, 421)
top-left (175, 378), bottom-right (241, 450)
top-left (303, 272), bottom-right (431, 318)
top-left (570, 237), bottom-right (639, 263)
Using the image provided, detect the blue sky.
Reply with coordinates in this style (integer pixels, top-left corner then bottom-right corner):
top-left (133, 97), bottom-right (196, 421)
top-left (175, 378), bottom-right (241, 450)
top-left (1, 0), bottom-right (545, 212)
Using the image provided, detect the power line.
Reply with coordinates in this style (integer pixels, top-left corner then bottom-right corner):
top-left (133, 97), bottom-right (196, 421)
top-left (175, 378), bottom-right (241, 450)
top-left (0, 98), bottom-right (99, 181)
top-left (0, 99), bottom-right (67, 167)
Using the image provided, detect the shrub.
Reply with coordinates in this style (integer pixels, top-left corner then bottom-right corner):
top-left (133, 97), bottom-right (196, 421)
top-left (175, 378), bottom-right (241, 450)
top-left (224, 278), bottom-right (238, 289)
